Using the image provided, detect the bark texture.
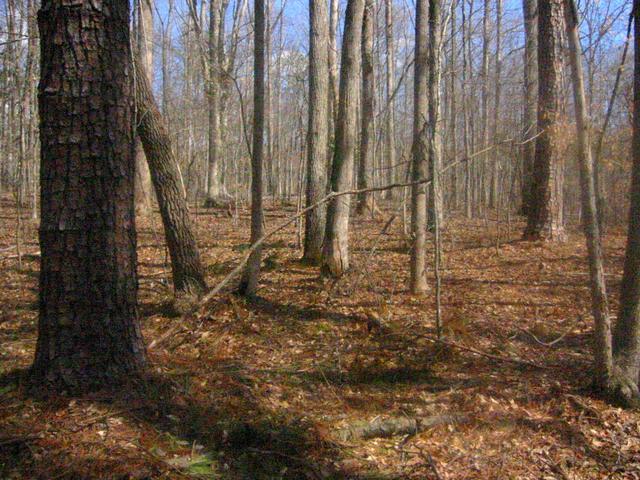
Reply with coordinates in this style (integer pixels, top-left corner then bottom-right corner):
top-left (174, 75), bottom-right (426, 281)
top-left (521, 0), bottom-right (537, 215)
top-left (356, 0), bottom-right (375, 215)
top-left (33, 0), bottom-right (145, 391)
top-left (524, 0), bottom-right (566, 242)
top-left (321, 0), bottom-right (365, 278)
top-left (303, 0), bottom-right (330, 264)
top-left (239, 0), bottom-right (265, 295)
top-left (563, 0), bottom-right (613, 392)
top-left (611, 0), bottom-right (640, 406)
top-left (410, 0), bottom-right (429, 293)
top-left (134, 0), bottom-right (154, 215)
top-left (134, 57), bottom-right (207, 295)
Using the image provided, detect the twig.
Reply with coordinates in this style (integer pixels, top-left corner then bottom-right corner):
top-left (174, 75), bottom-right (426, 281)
top-left (517, 325), bottom-right (573, 347)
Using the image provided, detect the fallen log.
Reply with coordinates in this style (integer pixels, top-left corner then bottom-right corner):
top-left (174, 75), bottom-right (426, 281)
top-left (334, 414), bottom-right (467, 442)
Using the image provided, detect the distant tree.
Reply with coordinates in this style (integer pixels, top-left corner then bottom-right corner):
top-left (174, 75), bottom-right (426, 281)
top-left (239, 0), bottom-right (266, 295)
top-left (521, 0), bottom-right (537, 215)
top-left (321, 0), bottom-right (365, 278)
top-left (356, 0), bottom-right (375, 216)
top-left (32, 0), bottom-right (145, 390)
top-left (303, 0), bottom-right (330, 264)
top-left (524, 0), bottom-right (566, 241)
top-left (410, 0), bottom-right (429, 293)
top-left (134, 0), bottom-right (154, 215)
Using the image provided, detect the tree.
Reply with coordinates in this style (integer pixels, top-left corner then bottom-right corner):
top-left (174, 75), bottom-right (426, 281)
top-left (239, 0), bottom-right (266, 295)
top-left (383, 0), bottom-right (396, 199)
top-left (523, 0), bottom-right (566, 241)
top-left (32, 0), bottom-right (145, 391)
top-left (321, 0), bottom-right (365, 278)
top-left (134, 57), bottom-right (208, 296)
top-left (204, 0), bottom-right (227, 207)
top-left (356, 0), bottom-right (375, 215)
top-left (611, 0), bottom-right (640, 406)
top-left (134, 0), bottom-right (154, 215)
top-left (303, 0), bottom-right (330, 264)
top-left (521, 0), bottom-right (537, 215)
top-left (410, 0), bottom-right (429, 293)
top-left (563, 0), bottom-right (612, 393)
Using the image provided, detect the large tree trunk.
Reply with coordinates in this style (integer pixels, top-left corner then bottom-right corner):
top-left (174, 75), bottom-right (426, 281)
top-left (328, 0), bottom-right (340, 127)
top-left (410, 0), bottom-right (429, 293)
top-left (32, 0), bottom-right (145, 391)
top-left (303, 0), bottom-right (330, 264)
top-left (356, 0), bottom-right (375, 216)
top-left (521, 0), bottom-right (537, 215)
top-left (321, 0), bottom-right (365, 278)
top-left (523, 0), bottom-right (566, 242)
top-left (611, 0), bottom-right (640, 406)
top-left (563, 0), bottom-right (613, 393)
top-left (134, 0), bottom-right (154, 216)
top-left (239, 0), bottom-right (265, 295)
top-left (134, 58), bottom-right (207, 296)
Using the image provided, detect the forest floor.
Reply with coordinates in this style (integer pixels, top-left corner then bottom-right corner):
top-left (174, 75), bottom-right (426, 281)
top-left (1, 195), bottom-right (639, 479)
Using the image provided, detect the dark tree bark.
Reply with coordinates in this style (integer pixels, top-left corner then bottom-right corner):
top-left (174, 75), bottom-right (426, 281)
top-left (321, 0), bottom-right (365, 278)
top-left (134, 58), bottom-right (207, 296)
top-left (521, 0), bottom-right (537, 215)
top-left (356, 0), bottom-right (375, 216)
top-left (410, 0), bottom-right (429, 293)
top-left (32, 0), bottom-right (145, 391)
top-left (303, 0), bottom-right (330, 264)
top-left (611, 0), bottom-right (640, 406)
top-left (239, 0), bottom-right (265, 295)
top-left (524, 0), bottom-right (566, 242)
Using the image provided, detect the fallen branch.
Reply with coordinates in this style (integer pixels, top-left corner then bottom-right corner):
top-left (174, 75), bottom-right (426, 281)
top-left (417, 334), bottom-right (550, 370)
top-left (149, 136), bottom-right (536, 350)
top-left (334, 414), bottom-right (467, 442)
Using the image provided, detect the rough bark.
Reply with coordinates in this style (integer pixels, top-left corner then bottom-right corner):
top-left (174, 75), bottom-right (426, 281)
top-left (410, 0), bottom-right (429, 293)
top-left (428, 0), bottom-right (443, 228)
top-left (321, 0), bottom-right (365, 278)
top-left (563, 0), bottom-right (613, 392)
top-left (328, 0), bottom-right (340, 127)
top-left (521, 0), bottom-right (537, 215)
top-left (523, 0), bottom-right (566, 242)
top-left (356, 0), bottom-right (375, 216)
top-left (303, 0), bottom-right (330, 264)
top-left (32, 0), bottom-right (145, 391)
top-left (239, 0), bottom-right (265, 295)
top-left (611, 0), bottom-right (640, 406)
top-left (134, 58), bottom-right (207, 296)
top-left (134, 0), bottom-right (154, 215)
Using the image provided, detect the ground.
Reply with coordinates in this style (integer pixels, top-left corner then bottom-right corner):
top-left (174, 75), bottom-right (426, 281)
top-left (1, 195), bottom-right (639, 479)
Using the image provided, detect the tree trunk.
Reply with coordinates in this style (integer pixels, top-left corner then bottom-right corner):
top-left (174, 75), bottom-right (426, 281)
top-left (410, 0), bottom-right (429, 293)
top-left (328, 0), bottom-right (340, 127)
top-left (321, 0), bottom-right (365, 278)
top-left (134, 58), bottom-right (207, 296)
top-left (134, 0), bottom-right (154, 216)
top-left (356, 0), bottom-right (375, 215)
top-left (523, 0), bottom-right (566, 242)
top-left (428, 0), bottom-right (443, 229)
top-left (303, 0), bottom-right (330, 264)
top-left (563, 0), bottom-right (613, 393)
top-left (204, 0), bottom-right (228, 208)
top-left (611, 0), bottom-right (640, 406)
top-left (239, 0), bottom-right (266, 295)
top-left (383, 0), bottom-right (395, 200)
top-left (33, 0), bottom-right (145, 391)
top-left (521, 0), bottom-right (537, 216)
